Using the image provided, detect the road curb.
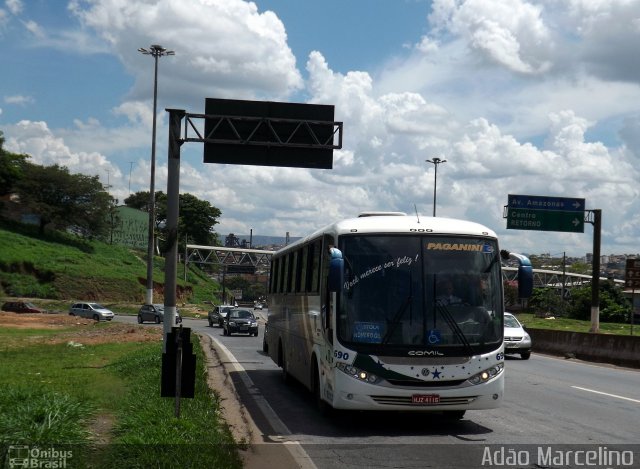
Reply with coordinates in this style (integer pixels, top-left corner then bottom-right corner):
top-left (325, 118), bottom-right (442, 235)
top-left (198, 330), bottom-right (305, 468)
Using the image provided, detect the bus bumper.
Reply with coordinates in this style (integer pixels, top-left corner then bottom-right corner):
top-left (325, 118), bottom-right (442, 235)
top-left (331, 369), bottom-right (504, 411)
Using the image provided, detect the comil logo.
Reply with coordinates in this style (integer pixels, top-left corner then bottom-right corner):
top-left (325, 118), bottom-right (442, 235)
top-left (5, 445), bottom-right (73, 468)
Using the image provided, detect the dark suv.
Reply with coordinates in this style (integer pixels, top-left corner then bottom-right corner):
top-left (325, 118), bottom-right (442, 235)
top-left (208, 304), bottom-right (235, 327)
top-left (2, 301), bottom-right (45, 314)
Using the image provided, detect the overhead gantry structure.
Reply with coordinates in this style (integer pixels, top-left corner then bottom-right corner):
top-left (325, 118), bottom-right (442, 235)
top-left (185, 244), bottom-right (274, 271)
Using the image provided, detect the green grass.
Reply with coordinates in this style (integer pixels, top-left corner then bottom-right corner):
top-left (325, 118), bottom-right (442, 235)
top-left (0, 324), bottom-right (242, 468)
top-left (97, 340), bottom-right (242, 468)
top-left (515, 312), bottom-right (638, 336)
top-left (0, 220), bottom-right (222, 306)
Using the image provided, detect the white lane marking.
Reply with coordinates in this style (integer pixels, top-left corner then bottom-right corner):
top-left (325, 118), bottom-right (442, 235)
top-left (571, 386), bottom-right (640, 404)
top-left (210, 334), bottom-right (319, 469)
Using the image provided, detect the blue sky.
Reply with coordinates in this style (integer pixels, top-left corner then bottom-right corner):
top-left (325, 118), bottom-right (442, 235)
top-left (2, 0), bottom-right (640, 257)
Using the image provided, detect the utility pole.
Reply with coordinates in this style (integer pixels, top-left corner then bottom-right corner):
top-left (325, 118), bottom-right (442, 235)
top-left (128, 162), bottom-right (134, 194)
top-left (426, 157), bottom-right (447, 216)
top-left (589, 209), bottom-right (602, 333)
top-left (138, 44), bottom-right (175, 305)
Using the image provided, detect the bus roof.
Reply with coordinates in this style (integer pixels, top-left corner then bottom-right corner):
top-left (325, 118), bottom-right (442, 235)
top-left (278, 214), bottom-right (498, 254)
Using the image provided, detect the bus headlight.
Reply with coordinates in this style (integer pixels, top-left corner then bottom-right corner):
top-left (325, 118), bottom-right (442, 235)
top-left (337, 362), bottom-right (380, 384)
top-left (468, 363), bottom-right (504, 385)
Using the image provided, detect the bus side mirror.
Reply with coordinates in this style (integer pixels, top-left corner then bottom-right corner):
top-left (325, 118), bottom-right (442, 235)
top-left (503, 250), bottom-right (533, 299)
top-left (328, 248), bottom-right (344, 293)
top-left (518, 264), bottom-right (533, 298)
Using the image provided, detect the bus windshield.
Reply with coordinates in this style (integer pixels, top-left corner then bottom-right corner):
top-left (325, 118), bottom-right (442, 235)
top-left (337, 235), bottom-right (503, 356)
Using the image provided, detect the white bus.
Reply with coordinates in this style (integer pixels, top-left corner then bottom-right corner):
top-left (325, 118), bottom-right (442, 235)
top-left (264, 212), bottom-right (532, 418)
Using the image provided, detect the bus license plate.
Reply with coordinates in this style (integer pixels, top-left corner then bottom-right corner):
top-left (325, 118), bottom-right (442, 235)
top-left (412, 394), bottom-right (440, 404)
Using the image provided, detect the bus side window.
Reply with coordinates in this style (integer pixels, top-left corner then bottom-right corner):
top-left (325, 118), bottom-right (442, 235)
top-left (308, 240), bottom-right (321, 294)
top-left (296, 248), bottom-right (306, 293)
top-left (323, 236), bottom-right (335, 337)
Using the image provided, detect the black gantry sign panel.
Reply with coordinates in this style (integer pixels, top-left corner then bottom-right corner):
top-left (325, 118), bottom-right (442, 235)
top-left (203, 98), bottom-right (336, 169)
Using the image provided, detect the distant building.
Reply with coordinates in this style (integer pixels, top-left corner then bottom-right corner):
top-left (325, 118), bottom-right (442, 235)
top-left (225, 233), bottom-right (250, 248)
top-left (111, 206), bottom-right (148, 250)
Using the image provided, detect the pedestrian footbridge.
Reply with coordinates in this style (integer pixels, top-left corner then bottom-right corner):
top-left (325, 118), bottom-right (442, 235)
top-left (186, 244), bottom-right (624, 290)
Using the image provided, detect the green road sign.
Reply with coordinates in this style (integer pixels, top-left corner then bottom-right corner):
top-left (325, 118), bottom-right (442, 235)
top-left (507, 208), bottom-right (584, 233)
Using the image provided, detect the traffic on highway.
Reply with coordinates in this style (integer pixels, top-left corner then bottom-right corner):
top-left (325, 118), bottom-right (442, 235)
top-left (115, 311), bottom-right (640, 469)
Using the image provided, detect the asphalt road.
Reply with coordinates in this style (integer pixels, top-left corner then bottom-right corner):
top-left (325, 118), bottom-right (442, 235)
top-left (117, 313), bottom-right (640, 468)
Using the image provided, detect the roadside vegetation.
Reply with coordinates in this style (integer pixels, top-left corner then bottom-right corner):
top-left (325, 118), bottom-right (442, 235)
top-left (505, 280), bottom-right (635, 334)
top-left (0, 319), bottom-right (242, 468)
top-left (514, 312), bottom-right (637, 336)
top-left (0, 219), bottom-right (222, 306)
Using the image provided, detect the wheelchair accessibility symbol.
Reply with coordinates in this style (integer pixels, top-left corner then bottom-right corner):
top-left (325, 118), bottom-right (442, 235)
top-left (427, 329), bottom-right (441, 344)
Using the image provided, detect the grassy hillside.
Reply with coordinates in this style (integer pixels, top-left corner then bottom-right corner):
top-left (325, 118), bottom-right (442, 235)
top-left (0, 219), bottom-right (220, 304)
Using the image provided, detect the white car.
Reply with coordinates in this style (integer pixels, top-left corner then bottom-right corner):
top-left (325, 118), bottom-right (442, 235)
top-left (504, 312), bottom-right (531, 359)
top-left (69, 302), bottom-right (115, 321)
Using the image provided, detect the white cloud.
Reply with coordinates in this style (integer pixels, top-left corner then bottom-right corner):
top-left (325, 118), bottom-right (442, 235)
top-left (4, 120), bottom-right (122, 186)
top-left (69, 0), bottom-right (303, 105)
top-left (22, 19), bottom-right (44, 38)
top-left (4, 94), bottom-right (34, 105)
top-left (3, 0), bottom-right (640, 257)
top-left (5, 0), bottom-right (23, 16)
top-left (428, 0), bottom-right (553, 74)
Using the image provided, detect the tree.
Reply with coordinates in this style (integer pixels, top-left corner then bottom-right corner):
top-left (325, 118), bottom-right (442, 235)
top-left (0, 131), bottom-right (29, 196)
top-left (529, 287), bottom-right (568, 317)
top-left (123, 191), bottom-right (156, 213)
top-left (223, 275), bottom-right (265, 302)
top-left (567, 261), bottom-right (591, 275)
top-left (176, 193), bottom-right (221, 246)
top-left (124, 190), bottom-right (222, 252)
top-left (14, 163), bottom-right (113, 237)
top-left (567, 281), bottom-right (632, 323)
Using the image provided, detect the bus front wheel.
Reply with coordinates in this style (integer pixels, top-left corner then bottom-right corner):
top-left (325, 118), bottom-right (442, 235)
top-left (313, 361), bottom-right (331, 417)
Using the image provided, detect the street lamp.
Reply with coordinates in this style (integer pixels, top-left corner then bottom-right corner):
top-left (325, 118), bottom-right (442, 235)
top-left (426, 157), bottom-right (447, 217)
top-left (139, 44), bottom-right (175, 305)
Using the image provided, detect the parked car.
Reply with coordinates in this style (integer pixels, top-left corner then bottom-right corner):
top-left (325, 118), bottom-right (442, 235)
top-left (223, 308), bottom-right (259, 336)
top-left (69, 302), bottom-right (115, 321)
top-left (137, 304), bottom-right (182, 324)
top-left (2, 301), bottom-right (46, 314)
top-left (504, 312), bottom-right (532, 360)
top-left (208, 304), bottom-right (235, 327)
top-left (254, 303), bottom-right (263, 310)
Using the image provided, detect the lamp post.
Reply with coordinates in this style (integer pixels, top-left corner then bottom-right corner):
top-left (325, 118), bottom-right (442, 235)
top-left (426, 157), bottom-right (447, 217)
top-left (138, 44), bottom-right (174, 305)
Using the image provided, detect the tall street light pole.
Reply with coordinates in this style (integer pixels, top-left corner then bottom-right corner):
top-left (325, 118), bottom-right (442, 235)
top-left (426, 157), bottom-right (446, 217)
top-left (138, 44), bottom-right (174, 305)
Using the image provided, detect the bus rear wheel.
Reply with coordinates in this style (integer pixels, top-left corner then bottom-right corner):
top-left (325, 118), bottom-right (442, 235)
top-left (279, 344), bottom-right (290, 384)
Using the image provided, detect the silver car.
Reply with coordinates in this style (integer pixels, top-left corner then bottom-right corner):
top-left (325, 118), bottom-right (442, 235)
top-left (69, 302), bottom-right (115, 321)
top-left (504, 312), bottom-right (532, 359)
top-left (208, 304), bottom-right (235, 327)
top-left (137, 304), bottom-right (182, 324)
